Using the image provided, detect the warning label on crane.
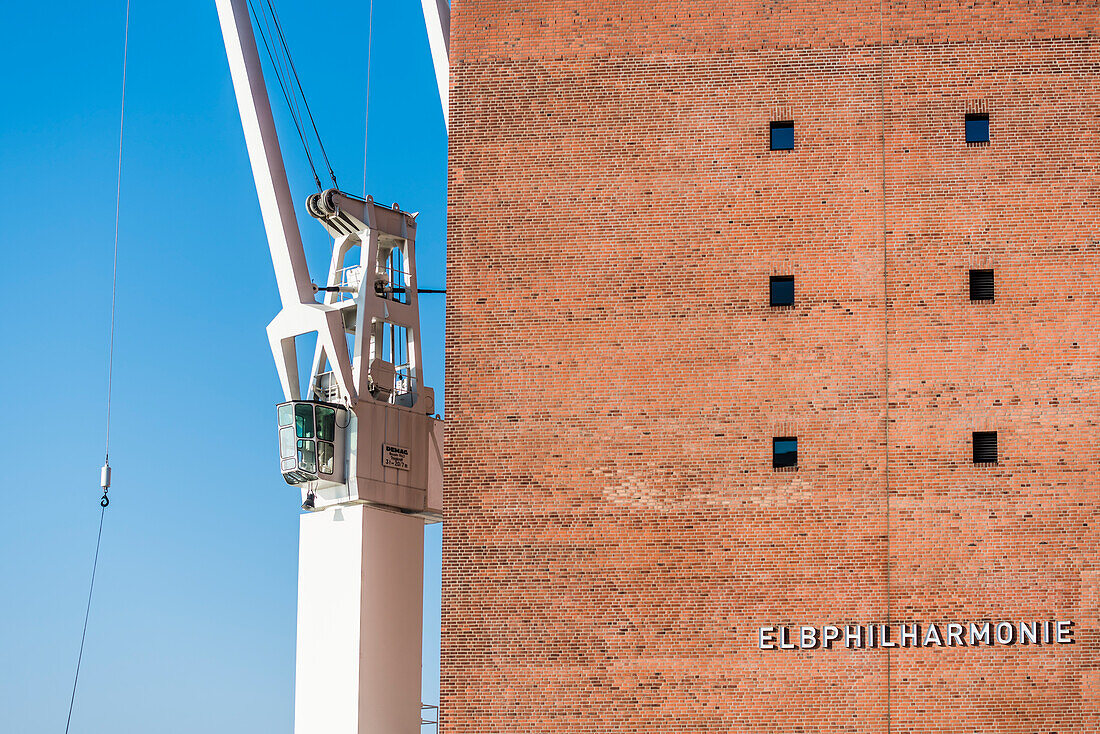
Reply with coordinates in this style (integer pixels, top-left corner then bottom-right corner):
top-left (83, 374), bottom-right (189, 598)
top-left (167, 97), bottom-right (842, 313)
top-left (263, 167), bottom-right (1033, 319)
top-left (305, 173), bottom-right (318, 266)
top-left (382, 444), bottom-right (411, 471)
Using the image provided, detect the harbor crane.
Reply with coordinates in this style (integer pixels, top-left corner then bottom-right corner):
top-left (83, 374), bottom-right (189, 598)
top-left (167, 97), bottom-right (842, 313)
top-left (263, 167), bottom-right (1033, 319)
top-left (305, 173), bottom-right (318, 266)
top-left (214, 1), bottom-right (449, 731)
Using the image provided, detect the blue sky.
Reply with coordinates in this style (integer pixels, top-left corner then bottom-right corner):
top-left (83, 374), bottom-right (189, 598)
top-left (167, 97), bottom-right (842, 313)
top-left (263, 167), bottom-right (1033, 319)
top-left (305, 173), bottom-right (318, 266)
top-left (0, 2), bottom-right (447, 732)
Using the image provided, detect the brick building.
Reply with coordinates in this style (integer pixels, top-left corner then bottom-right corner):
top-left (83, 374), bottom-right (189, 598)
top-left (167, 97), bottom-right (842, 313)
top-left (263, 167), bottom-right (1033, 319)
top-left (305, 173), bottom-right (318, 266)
top-left (442, 2), bottom-right (1099, 731)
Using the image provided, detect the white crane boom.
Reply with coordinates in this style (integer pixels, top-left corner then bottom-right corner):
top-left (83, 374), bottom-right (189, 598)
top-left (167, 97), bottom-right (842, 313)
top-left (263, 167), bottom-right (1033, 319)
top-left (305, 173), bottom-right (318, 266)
top-left (420, 0), bottom-right (450, 128)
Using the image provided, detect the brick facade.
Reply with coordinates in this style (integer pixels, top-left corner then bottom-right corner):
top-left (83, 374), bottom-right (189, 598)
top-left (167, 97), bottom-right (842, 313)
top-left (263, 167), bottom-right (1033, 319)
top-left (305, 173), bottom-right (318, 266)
top-left (443, 3), bottom-right (1099, 731)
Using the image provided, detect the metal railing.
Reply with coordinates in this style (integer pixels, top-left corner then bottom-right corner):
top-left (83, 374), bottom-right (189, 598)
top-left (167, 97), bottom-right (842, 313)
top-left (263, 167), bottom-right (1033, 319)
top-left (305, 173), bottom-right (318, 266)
top-left (312, 371), bottom-right (341, 402)
top-left (330, 264), bottom-right (363, 302)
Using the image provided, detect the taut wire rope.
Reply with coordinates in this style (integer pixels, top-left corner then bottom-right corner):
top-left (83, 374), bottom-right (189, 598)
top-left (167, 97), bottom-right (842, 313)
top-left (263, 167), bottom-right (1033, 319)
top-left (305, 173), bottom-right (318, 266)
top-left (362, 0), bottom-right (375, 198)
top-left (66, 1), bottom-right (130, 731)
top-left (103, 0), bottom-right (130, 471)
top-left (246, 0), bottom-right (341, 193)
top-left (247, 0), bottom-right (323, 191)
top-left (64, 509), bottom-right (107, 734)
top-left (266, 0), bottom-right (338, 189)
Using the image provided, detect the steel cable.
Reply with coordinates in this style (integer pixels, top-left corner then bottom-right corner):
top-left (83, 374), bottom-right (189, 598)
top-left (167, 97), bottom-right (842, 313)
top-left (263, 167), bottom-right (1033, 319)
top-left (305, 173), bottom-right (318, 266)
top-left (265, 0), bottom-right (339, 189)
top-left (64, 507), bottom-right (107, 734)
top-left (362, 0), bottom-right (374, 197)
top-left (66, 2), bottom-right (131, 730)
top-left (247, 0), bottom-right (323, 190)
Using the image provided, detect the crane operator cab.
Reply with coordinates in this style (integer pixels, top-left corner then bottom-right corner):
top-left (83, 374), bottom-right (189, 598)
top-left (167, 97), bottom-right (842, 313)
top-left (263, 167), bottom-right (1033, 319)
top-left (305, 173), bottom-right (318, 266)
top-left (278, 400), bottom-right (347, 487)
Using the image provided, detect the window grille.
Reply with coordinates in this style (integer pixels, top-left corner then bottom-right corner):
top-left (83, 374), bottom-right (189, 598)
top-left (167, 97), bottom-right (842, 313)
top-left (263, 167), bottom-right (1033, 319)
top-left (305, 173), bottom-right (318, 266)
top-left (973, 431), bottom-right (998, 464)
top-left (969, 269), bottom-right (994, 301)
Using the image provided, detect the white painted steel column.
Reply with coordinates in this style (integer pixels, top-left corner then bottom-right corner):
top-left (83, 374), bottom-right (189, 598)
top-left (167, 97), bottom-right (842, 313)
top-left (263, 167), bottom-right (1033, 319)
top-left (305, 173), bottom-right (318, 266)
top-left (295, 505), bottom-right (424, 734)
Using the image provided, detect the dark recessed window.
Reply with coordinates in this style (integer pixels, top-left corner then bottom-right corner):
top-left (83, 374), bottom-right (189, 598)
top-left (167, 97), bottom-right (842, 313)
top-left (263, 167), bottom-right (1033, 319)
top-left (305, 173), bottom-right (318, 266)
top-left (966, 113), bottom-right (989, 145)
top-left (969, 269), bottom-right (994, 301)
top-left (770, 276), bottom-right (794, 307)
top-left (770, 121), bottom-right (794, 151)
top-left (973, 431), bottom-right (998, 464)
top-left (773, 437), bottom-right (798, 469)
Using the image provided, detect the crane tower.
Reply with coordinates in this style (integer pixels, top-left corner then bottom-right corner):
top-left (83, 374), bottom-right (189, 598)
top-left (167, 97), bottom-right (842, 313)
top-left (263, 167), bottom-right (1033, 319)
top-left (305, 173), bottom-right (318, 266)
top-left (214, 1), bottom-right (444, 732)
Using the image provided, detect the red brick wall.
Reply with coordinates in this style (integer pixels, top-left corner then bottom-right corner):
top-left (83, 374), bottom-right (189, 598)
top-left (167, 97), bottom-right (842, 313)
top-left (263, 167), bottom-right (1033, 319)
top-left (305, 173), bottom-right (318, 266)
top-left (443, 3), bottom-right (1099, 731)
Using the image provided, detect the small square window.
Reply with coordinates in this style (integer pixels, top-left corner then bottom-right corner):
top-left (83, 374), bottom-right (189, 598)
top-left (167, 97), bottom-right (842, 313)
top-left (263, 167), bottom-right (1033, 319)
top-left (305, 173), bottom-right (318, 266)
top-left (966, 113), bottom-right (989, 145)
top-left (770, 121), bottom-right (794, 151)
top-left (773, 437), bottom-right (798, 469)
top-left (969, 269), bottom-right (994, 301)
top-left (770, 276), bottom-right (794, 307)
top-left (973, 431), bottom-right (998, 464)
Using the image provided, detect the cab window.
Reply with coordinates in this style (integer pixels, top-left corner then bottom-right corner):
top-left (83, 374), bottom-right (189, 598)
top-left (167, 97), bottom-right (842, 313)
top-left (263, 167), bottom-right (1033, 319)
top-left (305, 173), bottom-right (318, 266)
top-left (295, 403), bottom-right (315, 438)
top-left (316, 406), bottom-right (336, 441)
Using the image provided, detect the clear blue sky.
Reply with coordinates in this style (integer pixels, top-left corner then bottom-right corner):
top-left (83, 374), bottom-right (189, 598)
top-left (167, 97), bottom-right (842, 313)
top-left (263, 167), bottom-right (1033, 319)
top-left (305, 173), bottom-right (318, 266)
top-left (0, 2), bottom-right (447, 732)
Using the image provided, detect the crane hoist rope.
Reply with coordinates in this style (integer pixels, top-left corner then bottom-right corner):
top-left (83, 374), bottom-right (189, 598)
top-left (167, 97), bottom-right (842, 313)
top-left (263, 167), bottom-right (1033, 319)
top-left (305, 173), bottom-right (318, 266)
top-left (246, 0), bottom-right (338, 191)
top-left (362, 0), bottom-right (375, 197)
top-left (65, 1), bottom-right (131, 731)
top-left (265, 0), bottom-right (338, 190)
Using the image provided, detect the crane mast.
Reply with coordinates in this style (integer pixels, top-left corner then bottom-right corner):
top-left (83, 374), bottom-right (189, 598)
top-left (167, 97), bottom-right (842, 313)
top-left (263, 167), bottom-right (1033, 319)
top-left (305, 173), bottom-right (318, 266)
top-left (214, 1), bottom-right (446, 731)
